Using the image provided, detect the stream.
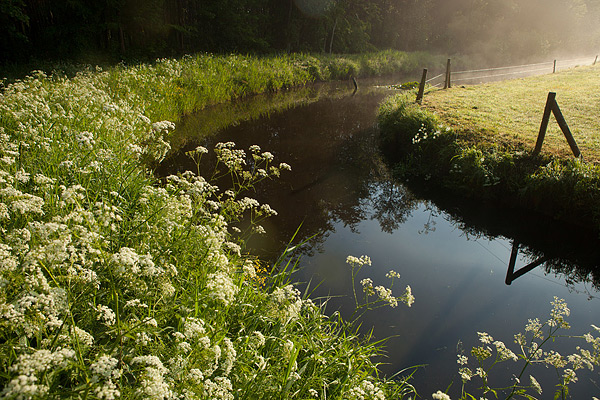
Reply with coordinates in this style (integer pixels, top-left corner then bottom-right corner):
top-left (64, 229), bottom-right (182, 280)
top-left (158, 77), bottom-right (600, 398)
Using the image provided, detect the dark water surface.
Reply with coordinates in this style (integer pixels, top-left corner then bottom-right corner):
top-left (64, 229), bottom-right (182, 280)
top-left (159, 78), bottom-right (600, 398)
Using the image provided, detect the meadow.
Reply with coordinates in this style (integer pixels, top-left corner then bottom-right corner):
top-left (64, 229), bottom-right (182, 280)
top-left (378, 65), bottom-right (600, 232)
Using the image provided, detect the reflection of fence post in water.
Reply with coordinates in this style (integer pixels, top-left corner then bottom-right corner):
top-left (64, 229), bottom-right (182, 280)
top-left (416, 68), bottom-right (427, 104)
top-left (533, 92), bottom-right (582, 158)
top-left (505, 241), bottom-right (551, 285)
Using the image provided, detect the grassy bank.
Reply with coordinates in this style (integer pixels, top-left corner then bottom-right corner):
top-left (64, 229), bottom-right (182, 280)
top-left (378, 65), bottom-right (600, 232)
top-left (0, 52), bottom-right (426, 399)
top-left (0, 50), bottom-right (440, 123)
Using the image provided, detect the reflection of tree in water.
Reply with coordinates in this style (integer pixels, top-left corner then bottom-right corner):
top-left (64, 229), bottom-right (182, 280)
top-left (369, 178), bottom-right (418, 234)
top-left (158, 86), bottom-right (600, 293)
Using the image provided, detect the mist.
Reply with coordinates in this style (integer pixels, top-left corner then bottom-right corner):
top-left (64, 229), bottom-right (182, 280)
top-left (425, 0), bottom-right (600, 66)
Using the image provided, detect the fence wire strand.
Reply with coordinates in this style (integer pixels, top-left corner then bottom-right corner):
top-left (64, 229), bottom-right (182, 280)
top-left (426, 56), bottom-right (597, 86)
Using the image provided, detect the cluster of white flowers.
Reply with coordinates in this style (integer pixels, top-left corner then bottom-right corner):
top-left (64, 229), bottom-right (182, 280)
top-left (205, 271), bottom-right (239, 306)
top-left (458, 298), bottom-right (600, 398)
top-left (347, 379), bottom-right (386, 400)
top-left (549, 296), bottom-right (571, 328)
top-left (90, 355), bottom-right (122, 400)
top-left (267, 284), bottom-right (304, 323)
top-left (432, 390), bottom-right (451, 400)
top-left (356, 262), bottom-right (413, 308)
top-left (346, 254), bottom-right (372, 267)
top-left (1, 348), bottom-right (76, 399)
top-left (132, 355), bottom-right (173, 400)
top-left (203, 376), bottom-right (234, 400)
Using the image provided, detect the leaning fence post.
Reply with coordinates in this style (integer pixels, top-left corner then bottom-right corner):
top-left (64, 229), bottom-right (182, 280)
top-left (533, 92), bottom-right (555, 156)
top-left (444, 59), bottom-right (451, 89)
top-left (551, 99), bottom-right (582, 158)
top-left (595, 55), bottom-right (598, 65)
top-left (416, 68), bottom-right (427, 104)
top-left (534, 92), bottom-right (582, 158)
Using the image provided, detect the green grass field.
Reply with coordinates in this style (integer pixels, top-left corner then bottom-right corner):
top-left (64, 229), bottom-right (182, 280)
top-left (378, 64), bottom-right (600, 231)
top-left (423, 64), bottom-right (600, 162)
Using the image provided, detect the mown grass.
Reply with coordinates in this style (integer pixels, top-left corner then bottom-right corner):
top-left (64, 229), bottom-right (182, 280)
top-left (422, 64), bottom-right (600, 162)
top-left (378, 65), bottom-right (600, 232)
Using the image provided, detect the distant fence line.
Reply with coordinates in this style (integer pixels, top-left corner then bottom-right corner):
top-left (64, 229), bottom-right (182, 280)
top-left (425, 56), bottom-right (598, 88)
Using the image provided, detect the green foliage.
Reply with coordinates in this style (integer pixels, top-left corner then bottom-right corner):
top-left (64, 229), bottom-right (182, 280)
top-left (4, 0), bottom-right (600, 68)
top-left (377, 93), bottom-right (439, 161)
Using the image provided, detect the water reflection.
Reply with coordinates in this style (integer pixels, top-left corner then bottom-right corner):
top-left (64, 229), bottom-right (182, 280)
top-left (159, 80), bottom-right (600, 398)
top-left (505, 241), bottom-right (550, 285)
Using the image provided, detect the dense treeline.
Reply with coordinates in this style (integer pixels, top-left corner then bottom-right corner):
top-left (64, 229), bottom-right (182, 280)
top-left (2, 0), bottom-right (600, 65)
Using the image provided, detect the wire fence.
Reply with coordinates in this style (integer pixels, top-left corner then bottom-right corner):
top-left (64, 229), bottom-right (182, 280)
top-left (426, 56), bottom-right (598, 87)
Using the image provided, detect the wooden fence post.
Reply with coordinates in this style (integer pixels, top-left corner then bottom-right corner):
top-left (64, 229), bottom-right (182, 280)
top-left (551, 100), bottom-right (582, 158)
top-left (595, 55), bottom-right (598, 65)
top-left (533, 92), bottom-right (555, 156)
top-left (416, 68), bottom-right (427, 104)
top-left (533, 92), bottom-right (582, 158)
top-left (553, 59), bottom-right (557, 73)
top-left (444, 59), bottom-right (451, 89)
top-left (351, 76), bottom-right (358, 93)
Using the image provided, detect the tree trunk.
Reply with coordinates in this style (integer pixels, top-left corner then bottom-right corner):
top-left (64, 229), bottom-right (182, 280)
top-left (329, 17), bottom-right (337, 54)
top-left (119, 25), bottom-right (126, 53)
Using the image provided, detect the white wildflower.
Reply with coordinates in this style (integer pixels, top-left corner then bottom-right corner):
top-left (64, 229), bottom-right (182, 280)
top-left (530, 375), bottom-right (542, 394)
top-left (96, 304), bottom-right (116, 326)
top-left (386, 270), bottom-right (400, 279)
top-left (346, 254), bottom-right (372, 267)
top-left (563, 368), bottom-right (577, 384)
top-left (91, 355), bottom-right (122, 381)
top-left (75, 131), bottom-right (95, 150)
top-left (494, 340), bottom-right (518, 362)
top-left (183, 317), bottom-right (206, 341)
top-left (203, 377), bottom-right (233, 400)
top-left (477, 332), bottom-right (493, 344)
top-left (205, 271), bottom-right (238, 306)
top-left (360, 278), bottom-right (374, 296)
top-left (432, 391), bottom-right (451, 400)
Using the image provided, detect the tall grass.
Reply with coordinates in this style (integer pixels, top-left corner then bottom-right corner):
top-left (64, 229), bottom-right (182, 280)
top-left (95, 50), bottom-right (441, 122)
top-left (0, 52), bottom-right (426, 399)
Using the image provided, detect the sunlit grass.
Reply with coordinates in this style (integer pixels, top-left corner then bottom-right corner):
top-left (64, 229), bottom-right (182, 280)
top-left (95, 50), bottom-right (441, 123)
top-left (423, 64), bottom-right (600, 162)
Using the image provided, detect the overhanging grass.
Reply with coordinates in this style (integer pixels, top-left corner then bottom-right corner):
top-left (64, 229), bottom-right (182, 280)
top-left (95, 50), bottom-right (442, 122)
